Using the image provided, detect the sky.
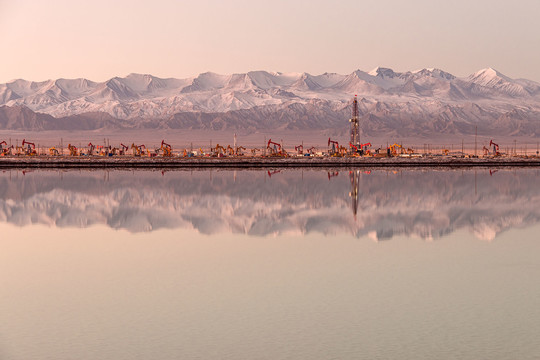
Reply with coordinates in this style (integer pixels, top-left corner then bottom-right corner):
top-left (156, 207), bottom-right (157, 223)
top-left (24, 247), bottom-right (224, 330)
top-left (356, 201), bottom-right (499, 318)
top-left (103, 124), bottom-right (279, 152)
top-left (1, 0), bottom-right (539, 82)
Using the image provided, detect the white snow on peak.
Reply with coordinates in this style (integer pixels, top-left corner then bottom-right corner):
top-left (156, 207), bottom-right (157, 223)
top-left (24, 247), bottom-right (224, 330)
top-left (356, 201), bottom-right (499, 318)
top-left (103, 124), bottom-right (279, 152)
top-left (368, 67), bottom-right (398, 79)
top-left (1, 67), bottom-right (539, 119)
top-left (467, 68), bottom-right (531, 96)
top-left (470, 67), bottom-right (507, 81)
top-left (247, 71), bottom-right (299, 89)
top-left (368, 67), bottom-right (381, 76)
top-left (411, 68), bottom-right (456, 81)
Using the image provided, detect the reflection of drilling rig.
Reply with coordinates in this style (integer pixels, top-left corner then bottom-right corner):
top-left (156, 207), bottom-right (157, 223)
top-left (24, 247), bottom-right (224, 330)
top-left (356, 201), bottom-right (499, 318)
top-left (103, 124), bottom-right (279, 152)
top-left (349, 170), bottom-right (360, 219)
top-left (327, 171), bottom-right (339, 180)
top-left (349, 95), bottom-right (360, 153)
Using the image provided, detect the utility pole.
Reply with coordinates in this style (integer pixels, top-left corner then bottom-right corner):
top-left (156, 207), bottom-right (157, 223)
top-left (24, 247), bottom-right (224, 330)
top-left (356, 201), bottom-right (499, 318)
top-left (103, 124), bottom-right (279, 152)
top-left (474, 126), bottom-right (477, 157)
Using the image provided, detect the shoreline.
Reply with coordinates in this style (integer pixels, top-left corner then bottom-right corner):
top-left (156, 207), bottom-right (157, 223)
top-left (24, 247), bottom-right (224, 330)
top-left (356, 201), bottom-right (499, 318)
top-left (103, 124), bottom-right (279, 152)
top-left (1, 156), bottom-right (539, 169)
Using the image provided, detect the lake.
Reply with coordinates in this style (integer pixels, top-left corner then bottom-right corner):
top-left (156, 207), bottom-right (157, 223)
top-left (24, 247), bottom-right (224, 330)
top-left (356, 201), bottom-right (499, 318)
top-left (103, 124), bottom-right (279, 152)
top-left (1, 168), bottom-right (539, 360)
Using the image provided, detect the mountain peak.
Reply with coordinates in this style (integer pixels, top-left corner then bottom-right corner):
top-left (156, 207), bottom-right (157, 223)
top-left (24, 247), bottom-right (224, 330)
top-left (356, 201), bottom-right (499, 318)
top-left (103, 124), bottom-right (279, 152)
top-left (412, 68), bottom-right (456, 80)
top-left (1, 67), bottom-right (539, 124)
top-left (126, 73), bottom-right (155, 80)
top-left (467, 68), bottom-right (532, 97)
top-left (470, 68), bottom-right (509, 81)
top-left (368, 67), bottom-right (398, 78)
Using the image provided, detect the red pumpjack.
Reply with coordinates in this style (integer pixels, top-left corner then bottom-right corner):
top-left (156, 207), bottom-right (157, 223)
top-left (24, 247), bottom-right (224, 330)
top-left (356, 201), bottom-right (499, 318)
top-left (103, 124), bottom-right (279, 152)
top-left (88, 142), bottom-right (96, 155)
top-left (120, 143), bottom-right (129, 155)
top-left (22, 139), bottom-right (36, 155)
top-left (267, 139), bottom-right (285, 156)
top-left (489, 140), bottom-right (500, 156)
top-left (328, 138), bottom-right (340, 155)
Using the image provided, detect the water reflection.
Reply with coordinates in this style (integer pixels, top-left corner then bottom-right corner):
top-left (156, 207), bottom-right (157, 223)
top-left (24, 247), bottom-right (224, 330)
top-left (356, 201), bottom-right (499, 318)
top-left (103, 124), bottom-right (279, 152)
top-left (0, 168), bottom-right (539, 240)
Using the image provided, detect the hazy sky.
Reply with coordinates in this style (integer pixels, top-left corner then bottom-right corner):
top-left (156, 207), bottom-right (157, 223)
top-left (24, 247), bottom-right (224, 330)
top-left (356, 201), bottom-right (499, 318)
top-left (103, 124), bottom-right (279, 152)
top-left (1, 0), bottom-right (539, 82)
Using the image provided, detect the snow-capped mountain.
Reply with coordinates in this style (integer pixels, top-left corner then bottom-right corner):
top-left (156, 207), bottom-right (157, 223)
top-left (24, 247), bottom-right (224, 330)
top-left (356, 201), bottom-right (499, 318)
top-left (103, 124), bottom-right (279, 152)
top-left (1, 67), bottom-right (540, 136)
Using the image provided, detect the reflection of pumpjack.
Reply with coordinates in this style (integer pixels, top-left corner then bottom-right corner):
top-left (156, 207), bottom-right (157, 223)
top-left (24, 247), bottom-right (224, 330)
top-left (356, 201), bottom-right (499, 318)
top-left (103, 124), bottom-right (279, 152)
top-left (267, 170), bottom-right (282, 178)
top-left (349, 170), bottom-right (360, 219)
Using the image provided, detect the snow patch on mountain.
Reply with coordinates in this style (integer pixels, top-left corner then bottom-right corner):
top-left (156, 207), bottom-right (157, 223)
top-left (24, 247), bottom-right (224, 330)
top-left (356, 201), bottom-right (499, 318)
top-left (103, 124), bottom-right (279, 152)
top-left (467, 68), bottom-right (531, 97)
top-left (1, 68), bottom-right (540, 135)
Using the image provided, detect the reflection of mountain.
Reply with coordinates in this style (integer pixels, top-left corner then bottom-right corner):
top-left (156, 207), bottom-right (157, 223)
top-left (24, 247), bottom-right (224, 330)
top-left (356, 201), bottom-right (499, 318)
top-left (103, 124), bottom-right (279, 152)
top-left (0, 169), bottom-right (539, 240)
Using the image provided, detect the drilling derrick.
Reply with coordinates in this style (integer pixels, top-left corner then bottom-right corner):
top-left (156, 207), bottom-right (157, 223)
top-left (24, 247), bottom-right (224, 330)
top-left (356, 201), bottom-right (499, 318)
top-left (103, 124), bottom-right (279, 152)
top-left (349, 95), bottom-right (360, 153)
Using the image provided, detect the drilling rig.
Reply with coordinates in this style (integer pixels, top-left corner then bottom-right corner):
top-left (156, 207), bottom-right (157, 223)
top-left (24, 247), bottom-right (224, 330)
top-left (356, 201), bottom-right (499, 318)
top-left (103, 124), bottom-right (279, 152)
top-left (349, 95), bottom-right (360, 154)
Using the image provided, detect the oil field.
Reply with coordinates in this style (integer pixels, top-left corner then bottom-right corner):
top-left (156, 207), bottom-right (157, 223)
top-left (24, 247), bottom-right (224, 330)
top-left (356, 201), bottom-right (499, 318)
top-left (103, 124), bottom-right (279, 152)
top-left (1, 97), bottom-right (539, 168)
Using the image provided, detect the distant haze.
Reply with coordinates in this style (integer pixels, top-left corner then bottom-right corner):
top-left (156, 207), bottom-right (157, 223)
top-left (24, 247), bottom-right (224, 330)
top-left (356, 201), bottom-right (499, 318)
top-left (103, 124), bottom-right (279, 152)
top-left (1, 0), bottom-right (540, 82)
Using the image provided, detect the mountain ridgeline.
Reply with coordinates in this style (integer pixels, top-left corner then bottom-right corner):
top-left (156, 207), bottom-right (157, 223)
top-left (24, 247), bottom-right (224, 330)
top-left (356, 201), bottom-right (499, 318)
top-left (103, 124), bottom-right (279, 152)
top-left (1, 68), bottom-right (539, 136)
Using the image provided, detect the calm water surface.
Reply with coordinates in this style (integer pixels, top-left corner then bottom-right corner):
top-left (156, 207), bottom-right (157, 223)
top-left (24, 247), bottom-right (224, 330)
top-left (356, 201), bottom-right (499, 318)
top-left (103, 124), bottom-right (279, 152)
top-left (1, 168), bottom-right (539, 360)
